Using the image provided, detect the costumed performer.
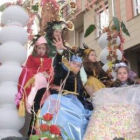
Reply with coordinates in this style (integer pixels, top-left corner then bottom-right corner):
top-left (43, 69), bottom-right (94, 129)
top-left (41, 35), bottom-right (93, 140)
top-left (83, 47), bottom-right (112, 93)
top-left (84, 62), bottom-right (140, 140)
top-left (112, 62), bottom-right (138, 87)
top-left (15, 35), bottom-right (53, 135)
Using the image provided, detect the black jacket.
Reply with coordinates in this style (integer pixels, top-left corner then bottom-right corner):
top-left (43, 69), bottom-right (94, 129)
top-left (52, 53), bottom-right (93, 110)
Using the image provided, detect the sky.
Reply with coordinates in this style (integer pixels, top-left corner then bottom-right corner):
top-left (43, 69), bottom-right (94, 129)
top-left (0, 0), bottom-right (17, 5)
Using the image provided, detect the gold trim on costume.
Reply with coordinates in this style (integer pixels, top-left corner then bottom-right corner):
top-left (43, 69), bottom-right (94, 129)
top-left (99, 76), bottom-right (108, 80)
top-left (35, 109), bottom-right (41, 129)
top-left (24, 77), bottom-right (35, 89)
top-left (74, 77), bottom-right (77, 93)
top-left (18, 99), bottom-right (25, 117)
top-left (61, 90), bottom-right (79, 96)
top-left (40, 58), bottom-right (44, 67)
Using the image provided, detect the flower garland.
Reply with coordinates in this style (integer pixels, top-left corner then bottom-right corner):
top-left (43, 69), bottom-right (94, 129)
top-left (102, 23), bottom-right (127, 77)
top-left (84, 16), bottom-right (130, 78)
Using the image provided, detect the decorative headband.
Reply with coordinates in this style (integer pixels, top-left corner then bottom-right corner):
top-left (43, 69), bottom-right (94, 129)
top-left (35, 36), bottom-right (47, 46)
top-left (52, 24), bottom-right (63, 30)
top-left (115, 62), bottom-right (128, 70)
top-left (84, 48), bottom-right (92, 55)
top-left (71, 55), bottom-right (82, 64)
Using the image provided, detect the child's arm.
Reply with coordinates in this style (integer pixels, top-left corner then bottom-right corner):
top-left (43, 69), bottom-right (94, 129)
top-left (26, 55), bottom-right (34, 68)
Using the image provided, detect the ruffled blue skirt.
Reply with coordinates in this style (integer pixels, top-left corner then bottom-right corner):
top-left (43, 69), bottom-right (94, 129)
top-left (41, 94), bottom-right (92, 140)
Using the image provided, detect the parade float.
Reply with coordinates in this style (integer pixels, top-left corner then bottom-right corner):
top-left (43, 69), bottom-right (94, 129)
top-left (0, 0), bottom-right (76, 139)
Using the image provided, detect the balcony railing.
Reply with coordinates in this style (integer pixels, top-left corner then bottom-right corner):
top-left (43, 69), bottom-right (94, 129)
top-left (63, 0), bottom-right (99, 18)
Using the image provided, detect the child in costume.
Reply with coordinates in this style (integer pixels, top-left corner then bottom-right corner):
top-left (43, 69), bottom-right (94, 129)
top-left (83, 48), bottom-right (112, 93)
top-left (84, 63), bottom-right (140, 140)
top-left (44, 19), bottom-right (75, 58)
top-left (46, 21), bottom-right (88, 85)
top-left (41, 36), bottom-right (93, 140)
top-left (44, 21), bottom-right (65, 57)
top-left (112, 62), bottom-right (138, 87)
top-left (15, 35), bottom-right (53, 135)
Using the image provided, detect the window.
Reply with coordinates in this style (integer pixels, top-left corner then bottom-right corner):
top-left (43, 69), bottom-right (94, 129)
top-left (96, 6), bottom-right (109, 37)
top-left (133, 0), bottom-right (140, 16)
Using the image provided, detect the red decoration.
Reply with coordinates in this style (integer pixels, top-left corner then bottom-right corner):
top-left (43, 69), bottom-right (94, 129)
top-left (43, 113), bottom-right (53, 121)
top-left (40, 124), bottom-right (49, 132)
top-left (50, 125), bottom-right (61, 135)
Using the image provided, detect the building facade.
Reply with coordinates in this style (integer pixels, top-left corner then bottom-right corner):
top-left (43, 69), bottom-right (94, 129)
top-left (63, 0), bottom-right (140, 78)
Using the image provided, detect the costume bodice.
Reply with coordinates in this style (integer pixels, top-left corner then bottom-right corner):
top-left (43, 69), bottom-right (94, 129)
top-left (26, 55), bottom-right (52, 74)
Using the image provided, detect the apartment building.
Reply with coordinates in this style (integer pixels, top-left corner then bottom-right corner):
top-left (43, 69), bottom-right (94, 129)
top-left (63, 0), bottom-right (140, 78)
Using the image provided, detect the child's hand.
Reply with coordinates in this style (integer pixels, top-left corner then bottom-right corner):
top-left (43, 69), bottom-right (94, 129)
top-left (52, 34), bottom-right (66, 50)
top-left (41, 72), bottom-right (49, 78)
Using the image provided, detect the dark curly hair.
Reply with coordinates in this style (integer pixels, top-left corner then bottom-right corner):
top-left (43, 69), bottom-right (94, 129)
top-left (44, 21), bottom-right (66, 40)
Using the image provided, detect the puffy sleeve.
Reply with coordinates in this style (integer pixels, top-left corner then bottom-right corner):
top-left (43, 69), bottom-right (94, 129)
top-left (26, 55), bottom-right (34, 68)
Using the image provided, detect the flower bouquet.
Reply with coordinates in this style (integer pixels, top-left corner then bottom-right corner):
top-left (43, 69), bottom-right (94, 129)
top-left (29, 113), bottom-right (72, 140)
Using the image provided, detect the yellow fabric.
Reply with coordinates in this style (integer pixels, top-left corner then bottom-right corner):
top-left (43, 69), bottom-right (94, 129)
top-left (84, 48), bottom-right (92, 55)
top-left (18, 99), bottom-right (25, 117)
top-left (40, 58), bottom-right (44, 67)
top-left (85, 76), bottom-right (105, 92)
top-left (74, 77), bottom-right (77, 92)
top-left (35, 109), bottom-right (41, 129)
top-left (24, 77), bottom-right (35, 90)
top-left (61, 90), bottom-right (79, 96)
top-left (18, 77), bottom-right (35, 117)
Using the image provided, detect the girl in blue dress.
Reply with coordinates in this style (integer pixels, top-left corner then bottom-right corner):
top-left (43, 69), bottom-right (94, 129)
top-left (41, 37), bottom-right (93, 140)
